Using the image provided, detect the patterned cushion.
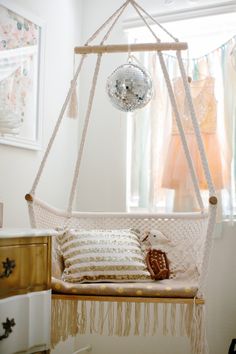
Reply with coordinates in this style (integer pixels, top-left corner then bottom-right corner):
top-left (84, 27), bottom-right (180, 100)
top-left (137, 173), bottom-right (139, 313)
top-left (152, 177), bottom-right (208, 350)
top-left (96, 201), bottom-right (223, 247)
top-left (60, 229), bottom-right (151, 283)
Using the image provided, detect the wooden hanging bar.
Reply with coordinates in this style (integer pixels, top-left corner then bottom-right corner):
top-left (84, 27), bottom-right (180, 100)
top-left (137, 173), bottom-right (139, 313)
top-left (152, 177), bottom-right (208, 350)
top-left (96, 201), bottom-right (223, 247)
top-left (74, 42), bottom-right (188, 54)
top-left (52, 294), bottom-right (205, 305)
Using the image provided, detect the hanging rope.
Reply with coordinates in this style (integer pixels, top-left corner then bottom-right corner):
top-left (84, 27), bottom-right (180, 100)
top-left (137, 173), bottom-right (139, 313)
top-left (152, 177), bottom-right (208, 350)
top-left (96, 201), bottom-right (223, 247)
top-left (67, 53), bottom-right (79, 119)
top-left (67, 53), bottom-right (102, 214)
top-left (130, 0), bottom-right (204, 210)
top-left (131, 0), bottom-right (178, 42)
top-left (85, 0), bottom-right (130, 46)
top-left (176, 50), bottom-right (216, 197)
top-left (158, 56), bottom-right (204, 211)
top-left (130, 0), bottom-right (216, 199)
top-left (198, 203), bottom-right (217, 296)
top-left (29, 0), bottom-right (130, 198)
top-left (100, 1), bottom-right (130, 45)
top-left (67, 0), bottom-right (130, 213)
top-left (129, 0), bottom-right (217, 297)
top-left (30, 54), bottom-right (87, 195)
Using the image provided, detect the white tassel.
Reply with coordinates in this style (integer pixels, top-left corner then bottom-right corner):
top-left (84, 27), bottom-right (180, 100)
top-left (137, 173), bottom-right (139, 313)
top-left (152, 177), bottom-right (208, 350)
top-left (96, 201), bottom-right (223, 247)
top-left (152, 303), bottom-right (159, 335)
top-left (134, 303), bottom-right (141, 335)
top-left (123, 302), bottom-right (132, 336)
top-left (115, 302), bottom-right (123, 336)
top-left (185, 304), bottom-right (193, 338)
top-left (78, 301), bottom-right (87, 334)
top-left (170, 303), bottom-right (176, 336)
top-left (89, 301), bottom-right (96, 333)
top-left (98, 302), bottom-right (105, 335)
top-left (163, 303), bottom-right (169, 336)
top-left (180, 303), bottom-right (185, 336)
top-left (108, 302), bottom-right (114, 336)
top-left (143, 303), bottom-right (150, 336)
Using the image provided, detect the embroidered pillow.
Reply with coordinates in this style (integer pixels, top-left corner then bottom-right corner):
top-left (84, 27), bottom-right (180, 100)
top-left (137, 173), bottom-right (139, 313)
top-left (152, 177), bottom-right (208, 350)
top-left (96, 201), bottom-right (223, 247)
top-left (60, 229), bottom-right (151, 283)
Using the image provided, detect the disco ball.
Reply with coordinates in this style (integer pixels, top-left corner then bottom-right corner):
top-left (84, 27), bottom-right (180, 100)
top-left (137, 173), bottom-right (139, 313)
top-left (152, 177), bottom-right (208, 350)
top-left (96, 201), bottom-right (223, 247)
top-left (106, 63), bottom-right (153, 112)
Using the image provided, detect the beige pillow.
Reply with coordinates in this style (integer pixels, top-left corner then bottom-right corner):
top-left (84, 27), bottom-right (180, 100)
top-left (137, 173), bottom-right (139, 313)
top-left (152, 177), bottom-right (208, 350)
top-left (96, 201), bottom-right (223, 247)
top-left (60, 229), bottom-right (151, 283)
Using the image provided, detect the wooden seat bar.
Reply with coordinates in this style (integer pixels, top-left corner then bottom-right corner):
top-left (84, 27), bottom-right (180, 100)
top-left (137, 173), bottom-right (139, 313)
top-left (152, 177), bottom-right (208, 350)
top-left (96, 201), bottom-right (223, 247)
top-left (52, 294), bottom-right (204, 305)
top-left (74, 42), bottom-right (188, 55)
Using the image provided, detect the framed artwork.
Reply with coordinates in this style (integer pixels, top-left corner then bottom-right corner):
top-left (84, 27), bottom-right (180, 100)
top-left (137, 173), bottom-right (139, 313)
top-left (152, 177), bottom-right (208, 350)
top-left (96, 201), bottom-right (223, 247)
top-left (0, 0), bottom-right (45, 150)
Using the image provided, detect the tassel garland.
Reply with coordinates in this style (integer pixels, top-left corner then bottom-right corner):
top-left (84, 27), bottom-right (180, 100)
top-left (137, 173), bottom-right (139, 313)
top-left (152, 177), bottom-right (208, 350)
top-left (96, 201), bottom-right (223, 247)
top-left (51, 299), bottom-right (208, 354)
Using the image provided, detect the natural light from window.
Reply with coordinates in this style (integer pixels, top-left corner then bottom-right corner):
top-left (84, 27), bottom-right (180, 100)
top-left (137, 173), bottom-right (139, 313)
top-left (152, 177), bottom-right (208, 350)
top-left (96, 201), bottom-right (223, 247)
top-left (125, 11), bottom-right (236, 216)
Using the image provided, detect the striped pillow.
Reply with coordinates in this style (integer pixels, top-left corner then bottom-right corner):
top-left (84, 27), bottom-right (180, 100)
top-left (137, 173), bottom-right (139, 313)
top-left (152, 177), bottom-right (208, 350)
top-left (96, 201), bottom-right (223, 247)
top-left (60, 229), bottom-right (151, 283)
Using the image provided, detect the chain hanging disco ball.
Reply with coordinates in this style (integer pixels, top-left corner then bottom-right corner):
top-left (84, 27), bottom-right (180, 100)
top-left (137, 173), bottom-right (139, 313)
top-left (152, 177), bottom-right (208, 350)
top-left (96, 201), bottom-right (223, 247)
top-left (106, 62), bottom-right (153, 112)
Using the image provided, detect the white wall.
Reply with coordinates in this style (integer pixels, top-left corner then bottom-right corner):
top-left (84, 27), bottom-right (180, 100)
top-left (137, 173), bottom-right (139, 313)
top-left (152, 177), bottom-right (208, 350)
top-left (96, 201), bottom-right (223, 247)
top-left (76, 0), bottom-right (129, 212)
top-left (0, 0), bottom-right (82, 227)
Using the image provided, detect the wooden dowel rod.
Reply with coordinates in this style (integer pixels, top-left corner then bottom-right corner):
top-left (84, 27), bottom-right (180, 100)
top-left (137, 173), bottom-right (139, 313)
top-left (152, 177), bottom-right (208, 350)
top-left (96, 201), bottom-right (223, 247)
top-left (74, 42), bottom-right (188, 54)
top-left (52, 294), bottom-right (204, 305)
top-left (25, 193), bottom-right (33, 202)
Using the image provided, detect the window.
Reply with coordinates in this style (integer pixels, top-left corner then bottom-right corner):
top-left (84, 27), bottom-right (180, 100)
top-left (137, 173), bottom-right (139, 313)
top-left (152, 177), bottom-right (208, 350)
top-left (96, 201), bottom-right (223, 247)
top-left (125, 11), bottom-right (236, 218)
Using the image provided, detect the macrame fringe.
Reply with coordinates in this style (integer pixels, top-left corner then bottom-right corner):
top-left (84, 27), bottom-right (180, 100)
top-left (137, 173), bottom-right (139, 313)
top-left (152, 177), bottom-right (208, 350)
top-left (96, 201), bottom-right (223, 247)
top-left (115, 302), bottom-right (123, 336)
top-left (152, 302), bottom-right (159, 335)
top-left (144, 302), bottom-right (150, 336)
top-left (123, 302), bottom-right (132, 336)
top-left (52, 299), bottom-right (208, 354)
top-left (51, 299), bottom-right (78, 348)
top-left (67, 82), bottom-right (78, 118)
top-left (189, 305), bottom-right (209, 354)
top-left (134, 302), bottom-right (141, 335)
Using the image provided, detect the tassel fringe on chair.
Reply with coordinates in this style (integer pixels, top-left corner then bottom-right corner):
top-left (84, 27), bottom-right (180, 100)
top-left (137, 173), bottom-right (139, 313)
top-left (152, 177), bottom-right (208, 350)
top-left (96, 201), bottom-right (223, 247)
top-left (51, 299), bottom-right (208, 354)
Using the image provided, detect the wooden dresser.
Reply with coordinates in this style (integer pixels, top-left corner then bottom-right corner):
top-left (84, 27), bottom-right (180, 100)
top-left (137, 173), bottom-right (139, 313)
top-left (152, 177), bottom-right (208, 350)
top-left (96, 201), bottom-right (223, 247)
top-left (0, 229), bottom-right (57, 354)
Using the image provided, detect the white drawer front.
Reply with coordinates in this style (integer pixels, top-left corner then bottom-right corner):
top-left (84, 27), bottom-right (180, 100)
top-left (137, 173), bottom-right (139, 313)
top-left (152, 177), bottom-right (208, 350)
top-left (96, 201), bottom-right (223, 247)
top-left (28, 291), bottom-right (51, 349)
top-left (0, 290), bottom-right (51, 354)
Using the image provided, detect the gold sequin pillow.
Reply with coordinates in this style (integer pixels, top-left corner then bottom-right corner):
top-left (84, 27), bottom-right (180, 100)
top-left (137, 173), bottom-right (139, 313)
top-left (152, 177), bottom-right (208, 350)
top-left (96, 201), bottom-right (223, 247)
top-left (60, 229), bottom-right (151, 283)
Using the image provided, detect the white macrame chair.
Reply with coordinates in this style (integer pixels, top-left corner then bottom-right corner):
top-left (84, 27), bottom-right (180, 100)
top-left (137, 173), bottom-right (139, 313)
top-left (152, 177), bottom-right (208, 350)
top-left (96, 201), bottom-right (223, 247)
top-left (25, 1), bottom-right (217, 353)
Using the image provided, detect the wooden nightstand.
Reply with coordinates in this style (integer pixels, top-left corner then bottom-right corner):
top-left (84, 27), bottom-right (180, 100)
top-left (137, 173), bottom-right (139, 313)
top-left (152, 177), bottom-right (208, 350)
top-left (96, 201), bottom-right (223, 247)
top-left (0, 229), bottom-right (57, 354)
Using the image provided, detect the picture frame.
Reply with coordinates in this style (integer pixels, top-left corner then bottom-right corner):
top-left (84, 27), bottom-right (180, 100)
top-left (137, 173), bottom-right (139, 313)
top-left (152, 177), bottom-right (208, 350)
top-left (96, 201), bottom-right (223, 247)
top-left (0, 0), bottom-right (45, 150)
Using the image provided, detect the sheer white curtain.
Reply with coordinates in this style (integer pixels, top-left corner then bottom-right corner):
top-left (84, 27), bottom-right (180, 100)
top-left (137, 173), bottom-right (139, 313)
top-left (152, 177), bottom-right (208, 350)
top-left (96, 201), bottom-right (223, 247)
top-left (128, 37), bottom-right (236, 218)
top-left (128, 52), bottom-right (177, 212)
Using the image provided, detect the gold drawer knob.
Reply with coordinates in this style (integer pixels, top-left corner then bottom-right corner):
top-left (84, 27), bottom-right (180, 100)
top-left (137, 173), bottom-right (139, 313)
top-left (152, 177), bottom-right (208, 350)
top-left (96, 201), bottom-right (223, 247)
top-left (0, 258), bottom-right (16, 278)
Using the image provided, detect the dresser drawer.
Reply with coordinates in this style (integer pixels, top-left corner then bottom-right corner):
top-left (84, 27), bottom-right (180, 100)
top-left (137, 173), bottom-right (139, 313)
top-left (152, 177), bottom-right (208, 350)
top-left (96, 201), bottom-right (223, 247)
top-left (0, 291), bottom-right (51, 354)
top-left (0, 243), bottom-right (49, 298)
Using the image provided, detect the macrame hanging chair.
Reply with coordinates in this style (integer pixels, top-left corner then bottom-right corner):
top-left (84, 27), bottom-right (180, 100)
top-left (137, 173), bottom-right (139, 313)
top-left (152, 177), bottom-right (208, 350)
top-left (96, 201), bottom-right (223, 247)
top-left (25, 1), bottom-right (217, 353)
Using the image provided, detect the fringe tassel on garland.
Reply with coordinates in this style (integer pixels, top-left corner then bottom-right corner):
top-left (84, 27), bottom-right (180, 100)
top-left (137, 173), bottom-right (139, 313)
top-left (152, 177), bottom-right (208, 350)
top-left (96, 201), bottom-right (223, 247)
top-left (51, 299), bottom-right (208, 354)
